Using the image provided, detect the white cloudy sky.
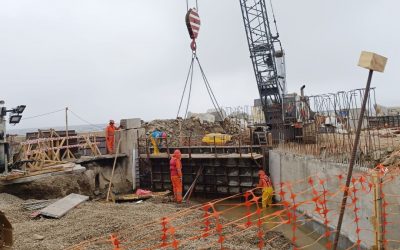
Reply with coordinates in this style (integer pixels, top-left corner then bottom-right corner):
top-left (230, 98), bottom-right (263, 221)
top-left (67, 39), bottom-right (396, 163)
top-left (0, 0), bottom-right (398, 129)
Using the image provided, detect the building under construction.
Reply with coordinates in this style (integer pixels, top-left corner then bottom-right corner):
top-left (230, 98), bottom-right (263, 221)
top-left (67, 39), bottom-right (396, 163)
top-left (0, 0), bottom-right (399, 250)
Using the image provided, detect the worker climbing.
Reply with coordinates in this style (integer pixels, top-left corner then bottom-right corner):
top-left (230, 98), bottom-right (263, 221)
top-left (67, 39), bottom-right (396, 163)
top-left (105, 119), bottom-right (120, 154)
top-left (170, 149), bottom-right (183, 203)
top-left (257, 170), bottom-right (273, 208)
top-left (149, 128), bottom-right (167, 155)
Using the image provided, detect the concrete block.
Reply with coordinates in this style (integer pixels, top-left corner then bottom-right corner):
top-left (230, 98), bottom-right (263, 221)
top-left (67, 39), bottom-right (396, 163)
top-left (358, 51), bottom-right (387, 72)
top-left (120, 118), bottom-right (141, 129)
top-left (40, 193), bottom-right (89, 218)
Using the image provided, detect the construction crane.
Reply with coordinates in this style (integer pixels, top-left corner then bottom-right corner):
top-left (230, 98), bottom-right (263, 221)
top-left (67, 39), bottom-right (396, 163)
top-left (239, 0), bottom-right (286, 125)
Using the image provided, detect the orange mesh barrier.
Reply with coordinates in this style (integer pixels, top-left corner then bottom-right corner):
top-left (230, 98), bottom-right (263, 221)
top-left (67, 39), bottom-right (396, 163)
top-left (66, 165), bottom-right (400, 250)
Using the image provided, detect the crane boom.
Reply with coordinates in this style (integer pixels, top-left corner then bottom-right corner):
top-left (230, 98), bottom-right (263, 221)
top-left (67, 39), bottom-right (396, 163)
top-left (239, 0), bottom-right (286, 127)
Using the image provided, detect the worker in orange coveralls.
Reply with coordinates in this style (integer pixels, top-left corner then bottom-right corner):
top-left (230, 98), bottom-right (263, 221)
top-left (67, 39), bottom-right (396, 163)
top-left (170, 149), bottom-right (183, 203)
top-left (105, 120), bottom-right (120, 154)
top-left (257, 170), bottom-right (273, 208)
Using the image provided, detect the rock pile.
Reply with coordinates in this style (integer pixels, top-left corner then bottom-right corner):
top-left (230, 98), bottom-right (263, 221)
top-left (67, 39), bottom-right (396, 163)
top-left (142, 117), bottom-right (246, 147)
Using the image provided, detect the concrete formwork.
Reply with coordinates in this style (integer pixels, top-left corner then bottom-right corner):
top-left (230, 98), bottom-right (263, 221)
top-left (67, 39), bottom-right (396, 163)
top-left (269, 150), bottom-right (393, 249)
top-left (139, 146), bottom-right (267, 196)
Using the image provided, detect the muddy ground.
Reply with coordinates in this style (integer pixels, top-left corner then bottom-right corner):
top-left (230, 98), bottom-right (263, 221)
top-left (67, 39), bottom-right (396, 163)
top-left (0, 193), bottom-right (291, 250)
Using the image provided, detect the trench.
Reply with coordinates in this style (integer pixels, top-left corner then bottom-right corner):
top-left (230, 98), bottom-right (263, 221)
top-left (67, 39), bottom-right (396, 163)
top-left (212, 201), bottom-right (330, 250)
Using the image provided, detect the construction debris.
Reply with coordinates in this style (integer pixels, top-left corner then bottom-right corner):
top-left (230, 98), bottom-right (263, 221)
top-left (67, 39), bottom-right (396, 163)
top-left (142, 117), bottom-right (244, 147)
top-left (22, 200), bottom-right (55, 211)
top-left (39, 193), bottom-right (89, 218)
top-left (113, 190), bottom-right (170, 202)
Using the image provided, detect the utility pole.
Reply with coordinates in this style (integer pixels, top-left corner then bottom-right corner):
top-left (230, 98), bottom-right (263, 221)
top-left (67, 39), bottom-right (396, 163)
top-left (66, 107), bottom-right (69, 149)
top-left (333, 51), bottom-right (387, 250)
top-left (0, 101), bottom-right (8, 175)
top-left (63, 107), bottom-right (74, 159)
top-left (0, 101), bottom-right (26, 175)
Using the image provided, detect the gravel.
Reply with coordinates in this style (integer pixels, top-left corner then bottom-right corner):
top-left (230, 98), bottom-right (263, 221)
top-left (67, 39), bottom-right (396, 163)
top-left (0, 193), bottom-right (291, 250)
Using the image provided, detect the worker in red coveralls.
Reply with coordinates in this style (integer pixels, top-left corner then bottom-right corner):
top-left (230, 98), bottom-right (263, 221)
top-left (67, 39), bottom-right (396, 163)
top-left (257, 170), bottom-right (273, 208)
top-left (170, 149), bottom-right (183, 203)
top-left (105, 120), bottom-right (120, 154)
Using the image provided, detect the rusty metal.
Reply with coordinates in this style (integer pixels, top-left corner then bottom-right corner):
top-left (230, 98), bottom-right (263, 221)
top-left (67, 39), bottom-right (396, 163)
top-left (333, 70), bottom-right (374, 250)
top-left (188, 133), bottom-right (192, 159)
top-left (239, 135), bottom-right (242, 159)
top-left (165, 136), bottom-right (170, 158)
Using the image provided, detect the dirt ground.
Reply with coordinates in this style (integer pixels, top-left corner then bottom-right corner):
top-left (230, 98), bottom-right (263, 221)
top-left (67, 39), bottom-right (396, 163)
top-left (0, 173), bottom-right (92, 200)
top-left (0, 193), bottom-right (291, 250)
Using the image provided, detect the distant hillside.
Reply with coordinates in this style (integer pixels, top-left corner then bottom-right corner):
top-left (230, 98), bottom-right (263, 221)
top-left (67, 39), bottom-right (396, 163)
top-left (7, 124), bottom-right (105, 135)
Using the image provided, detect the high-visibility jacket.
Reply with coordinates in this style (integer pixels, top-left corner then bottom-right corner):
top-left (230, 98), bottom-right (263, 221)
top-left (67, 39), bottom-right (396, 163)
top-left (106, 125), bottom-right (117, 138)
top-left (106, 125), bottom-right (118, 153)
top-left (170, 157), bottom-right (182, 177)
top-left (258, 175), bottom-right (272, 188)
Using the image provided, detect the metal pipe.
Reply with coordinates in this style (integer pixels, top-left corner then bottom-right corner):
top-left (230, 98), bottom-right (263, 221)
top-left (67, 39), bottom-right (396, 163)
top-left (189, 132), bottom-right (192, 159)
top-left (300, 85), bottom-right (306, 98)
top-left (213, 136), bottom-right (217, 158)
top-left (333, 70), bottom-right (374, 250)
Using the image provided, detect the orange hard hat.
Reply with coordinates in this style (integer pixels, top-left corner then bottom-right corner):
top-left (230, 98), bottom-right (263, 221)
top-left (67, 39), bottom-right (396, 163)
top-left (173, 149), bottom-right (182, 158)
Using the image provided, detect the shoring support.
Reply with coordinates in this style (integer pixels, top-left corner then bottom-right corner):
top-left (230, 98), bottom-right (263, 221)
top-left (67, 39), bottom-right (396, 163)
top-left (372, 170), bottom-right (384, 250)
top-left (333, 51), bottom-right (387, 250)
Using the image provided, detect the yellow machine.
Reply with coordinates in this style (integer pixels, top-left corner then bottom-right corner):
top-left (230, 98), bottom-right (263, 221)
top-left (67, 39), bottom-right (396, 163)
top-left (150, 137), bottom-right (160, 155)
top-left (202, 133), bottom-right (231, 145)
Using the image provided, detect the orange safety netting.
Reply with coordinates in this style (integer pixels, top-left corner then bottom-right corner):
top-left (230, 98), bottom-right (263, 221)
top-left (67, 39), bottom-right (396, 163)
top-left (66, 165), bottom-right (400, 250)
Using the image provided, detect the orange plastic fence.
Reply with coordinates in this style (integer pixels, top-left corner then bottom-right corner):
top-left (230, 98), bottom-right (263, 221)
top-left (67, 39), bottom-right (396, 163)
top-left (66, 165), bottom-right (400, 250)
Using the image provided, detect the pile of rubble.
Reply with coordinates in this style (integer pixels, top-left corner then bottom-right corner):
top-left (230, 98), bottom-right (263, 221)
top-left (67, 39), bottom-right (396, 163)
top-left (142, 117), bottom-right (246, 147)
top-left (380, 147), bottom-right (400, 167)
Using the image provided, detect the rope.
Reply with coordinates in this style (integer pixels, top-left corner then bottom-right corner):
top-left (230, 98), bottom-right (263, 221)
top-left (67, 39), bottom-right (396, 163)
top-left (269, 0), bottom-right (280, 37)
top-left (21, 108), bottom-right (64, 120)
top-left (195, 55), bottom-right (225, 120)
top-left (186, 0), bottom-right (198, 11)
top-left (176, 54), bottom-right (225, 121)
top-left (184, 55), bottom-right (195, 119)
top-left (177, 54), bottom-right (195, 118)
top-left (68, 109), bottom-right (103, 130)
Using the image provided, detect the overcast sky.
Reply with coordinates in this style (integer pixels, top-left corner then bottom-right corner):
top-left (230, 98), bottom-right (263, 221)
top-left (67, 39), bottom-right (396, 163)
top-left (1, 0), bottom-right (398, 129)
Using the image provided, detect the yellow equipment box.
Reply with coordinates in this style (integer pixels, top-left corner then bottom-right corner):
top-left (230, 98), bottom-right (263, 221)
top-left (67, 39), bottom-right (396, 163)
top-left (202, 133), bottom-right (232, 145)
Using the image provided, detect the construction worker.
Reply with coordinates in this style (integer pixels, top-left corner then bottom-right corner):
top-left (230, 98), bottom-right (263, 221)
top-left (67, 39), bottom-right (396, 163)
top-left (149, 129), bottom-right (168, 155)
top-left (170, 149), bottom-right (183, 203)
top-left (257, 170), bottom-right (273, 208)
top-left (105, 120), bottom-right (120, 154)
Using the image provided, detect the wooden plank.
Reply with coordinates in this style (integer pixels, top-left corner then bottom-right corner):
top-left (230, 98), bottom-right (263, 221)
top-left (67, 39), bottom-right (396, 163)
top-left (358, 51), bottom-right (387, 72)
top-left (113, 191), bottom-right (170, 202)
top-left (40, 193), bottom-right (89, 218)
top-left (139, 153), bottom-right (263, 159)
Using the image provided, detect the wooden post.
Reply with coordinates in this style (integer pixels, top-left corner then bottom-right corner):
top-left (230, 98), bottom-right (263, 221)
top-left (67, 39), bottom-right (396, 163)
top-left (267, 132), bottom-right (273, 148)
top-left (106, 138), bottom-right (122, 202)
top-left (333, 51), bottom-right (387, 250)
top-left (64, 107), bottom-right (74, 159)
top-left (65, 107), bottom-right (69, 148)
top-left (372, 170), bottom-right (384, 250)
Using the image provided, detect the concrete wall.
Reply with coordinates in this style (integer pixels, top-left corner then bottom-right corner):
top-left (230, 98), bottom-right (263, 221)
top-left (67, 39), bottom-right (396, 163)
top-left (83, 160), bottom-right (130, 194)
top-left (116, 127), bottom-right (145, 190)
top-left (83, 119), bottom-right (145, 195)
top-left (269, 150), bottom-right (375, 249)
